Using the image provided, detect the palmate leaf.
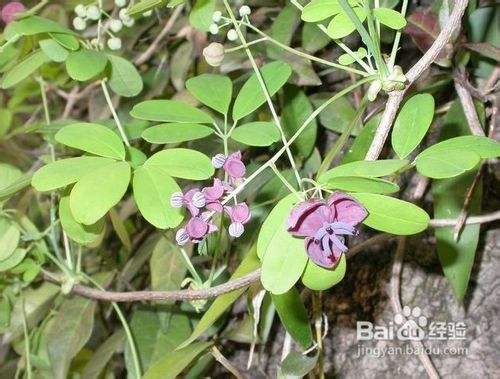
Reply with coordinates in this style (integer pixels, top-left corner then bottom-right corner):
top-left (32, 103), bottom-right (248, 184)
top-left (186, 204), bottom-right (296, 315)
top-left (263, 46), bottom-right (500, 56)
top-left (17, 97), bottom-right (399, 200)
top-left (318, 159), bottom-right (408, 183)
top-left (322, 175), bottom-right (399, 194)
top-left (327, 6), bottom-right (367, 39)
top-left (65, 50), bottom-right (108, 81)
top-left (108, 55), bottom-right (143, 97)
top-left (415, 149), bottom-right (481, 179)
top-left (144, 148), bottom-right (214, 180)
top-left (59, 195), bottom-right (104, 246)
top-left (301, 253), bottom-right (346, 290)
top-left (230, 122), bottom-right (281, 146)
top-left (186, 74), bottom-right (232, 114)
top-left (39, 38), bottom-right (68, 62)
top-left (373, 7), bottom-right (407, 30)
top-left (142, 123), bottom-right (214, 144)
top-left (131, 99), bottom-right (214, 124)
top-left (0, 49), bottom-right (49, 89)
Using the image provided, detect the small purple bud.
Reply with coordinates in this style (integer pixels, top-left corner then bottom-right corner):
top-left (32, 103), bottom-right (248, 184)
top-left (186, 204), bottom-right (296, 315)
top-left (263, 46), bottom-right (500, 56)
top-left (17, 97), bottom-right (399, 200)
top-left (212, 154), bottom-right (226, 168)
top-left (228, 222), bottom-right (244, 238)
top-left (176, 228), bottom-right (189, 245)
top-left (170, 192), bottom-right (184, 208)
top-left (191, 191), bottom-right (206, 208)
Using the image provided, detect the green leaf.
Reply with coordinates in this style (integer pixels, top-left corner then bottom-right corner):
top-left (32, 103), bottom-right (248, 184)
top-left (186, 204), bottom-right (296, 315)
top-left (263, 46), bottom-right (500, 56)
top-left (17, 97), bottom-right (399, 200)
top-left (391, 93), bottom-right (435, 158)
top-left (189, 0), bottom-right (216, 31)
top-left (0, 248), bottom-right (26, 272)
top-left (230, 122), bottom-right (281, 147)
top-left (311, 93), bottom-right (360, 135)
top-left (50, 33), bottom-right (80, 51)
top-left (133, 166), bottom-right (183, 229)
top-left (55, 123), bottom-right (125, 160)
top-left (107, 55), bottom-right (143, 97)
top-left (144, 148), bottom-right (214, 180)
top-left (415, 149), bottom-right (481, 179)
top-left (186, 74), bottom-right (232, 114)
top-left (59, 195), bottom-right (104, 245)
top-left (70, 161), bottom-right (131, 225)
top-left (32, 157), bottom-right (115, 192)
top-left (373, 7), bottom-right (407, 30)
top-left (302, 22), bottom-right (331, 53)
top-left (352, 193), bottom-right (430, 235)
top-left (125, 308), bottom-right (192, 373)
top-left (142, 123), bottom-right (213, 144)
top-left (1, 50), bottom-right (49, 89)
top-left (39, 38), bottom-right (68, 62)
top-left (272, 287), bottom-right (313, 349)
top-left (419, 135), bottom-right (500, 159)
top-left (5, 16), bottom-right (75, 37)
top-left (338, 47), bottom-right (367, 65)
top-left (131, 100), bottom-right (214, 124)
top-left (150, 237), bottom-right (187, 294)
top-left (127, 0), bottom-right (164, 16)
top-left (342, 114), bottom-right (380, 163)
top-left (81, 330), bottom-right (125, 379)
top-left (302, 0), bottom-right (343, 22)
top-left (302, 254), bottom-right (346, 290)
top-left (318, 159), bottom-right (408, 183)
top-left (282, 86), bottom-right (317, 158)
top-left (178, 247), bottom-right (260, 349)
top-left (327, 7), bottom-right (367, 39)
top-left (143, 341), bottom-right (212, 379)
top-left (0, 219), bottom-right (20, 261)
top-left (46, 272), bottom-right (112, 379)
top-left (65, 50), bottom-right (108, 81)
top-left (323, 175), bottom-right (399, 193)
top-left (281, 351), bottom-right (318, 377)
top-left (260, 195), bottom-right (308, 295)
top-left (233, 61), bottom-right (292, 121)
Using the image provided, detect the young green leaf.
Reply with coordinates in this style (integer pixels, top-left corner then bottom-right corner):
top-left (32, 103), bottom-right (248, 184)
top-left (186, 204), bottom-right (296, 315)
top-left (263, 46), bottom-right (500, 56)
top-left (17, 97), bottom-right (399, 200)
top-left (233, 61), bottom-right (292, 121)
top-left (130, 100), bottom-right (214, 124)
top-left (272, 287), bottom-right (313, 349)
top-left (391, 93), bottom-right (435, 159)
top-left (230, 122), bottom-right (281, 146)
top-left (352, 193), bottom-right (430, 235)
top-left (59, 195), bottom-right (104, 246)
top-left (373, 7), bottom-right (407, 30)
top-left (5, 16), bottom-right (75, 37)
top-left (142, 123), bottom-right (213, 144)
top-left (186, 74), bottom-right (232, 115)
top-left (133, 166), bottom-right (183, 229)
top-left (318, 159), bottom-right (408, 183)
top-left (338, 47), bottom-right (367, 65)
top-left (39, 39), bottom-right (68, 62)
top-left (418, 135), bottom-right (500, 159)
top-left (301, 0), bottom-right (343, 22)
top-left (70, 161), bottom-right (131, 225)
top-left (50, 32), bottom-right (80, 51)
top-left (65, 50), bottom-right (108, 81)
top-left (0, 248), bottom-right (27, 272)
top-left (0, 219), bottom-right (20, 261)
top-left (32, 157), bottom-right (116, 192)
top-left (415, 149), bottom-right (481, 179)
top-left (144, 148), bottom-right (214, 180)
top-left (189, 0), bottom-right (216, 31)
top-left (327, 7), bottom-right (367, 39)
top-left (322, 176), bottom-right (399, 194)
top-left (301, 254), bottom-right (346, 290)
top-left (108, 55), bottom-right (143, 97)
top-left (55, 123), bottom-right (125, 160)
top-left (1, 50), bottom-right (49, 89)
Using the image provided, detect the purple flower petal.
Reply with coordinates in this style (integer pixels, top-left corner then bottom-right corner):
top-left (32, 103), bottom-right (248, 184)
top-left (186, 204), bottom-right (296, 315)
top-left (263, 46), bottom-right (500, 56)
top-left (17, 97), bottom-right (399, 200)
top-left (305, 237), bottom-right (342, 268)
top-left (203, 178), bottom-right (225, 201)
top-left (223, 151), bottom-right (246, 179)
top-left (186, 217), bottom-right (209, 239)
top-left (225, 203), bottom-right (251, 224)
top-left (328, 191), bottom-right (368, 226)
top-left (1, 2), bottom-right (25, 24)
top-left (287, 200), bottom-right (333, 238)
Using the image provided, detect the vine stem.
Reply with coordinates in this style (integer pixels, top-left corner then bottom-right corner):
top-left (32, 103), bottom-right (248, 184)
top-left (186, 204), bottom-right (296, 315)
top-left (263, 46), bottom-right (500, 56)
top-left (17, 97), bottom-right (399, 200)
top-left (100, 80), bottom-right (131, 147)
top-left (223, 0), bottom-right (303, 190)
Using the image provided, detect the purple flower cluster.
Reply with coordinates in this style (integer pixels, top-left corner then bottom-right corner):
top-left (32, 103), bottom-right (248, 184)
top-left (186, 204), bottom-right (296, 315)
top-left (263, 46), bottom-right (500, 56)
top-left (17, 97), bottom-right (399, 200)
top-left (1, 2), bottom-right (25, 24)
top-left (287, 192), bottom-right (367, 268)
top-left (172, 151), bottom-right (251, 245)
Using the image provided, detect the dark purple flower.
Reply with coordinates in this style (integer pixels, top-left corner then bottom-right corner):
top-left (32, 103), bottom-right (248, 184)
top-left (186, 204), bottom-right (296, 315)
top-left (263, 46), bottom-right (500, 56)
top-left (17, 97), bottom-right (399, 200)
top-left (1, 2), bottom-right (25, 24)
top-left (202, 178), bottom-right (226, 213)
top-left (170, 188), bottom-right (205, 216)
top-left (287, 192), bottom-right (367, 268)
top-left (225, 202), bottom-right (251, 238)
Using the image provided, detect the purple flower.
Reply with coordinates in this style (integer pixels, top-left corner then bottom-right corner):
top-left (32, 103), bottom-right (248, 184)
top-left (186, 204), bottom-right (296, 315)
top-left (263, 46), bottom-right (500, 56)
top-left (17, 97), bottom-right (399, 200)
top-left (225, 202), bottom-right (251, 238)
top-left (176, 214), bottom-right (218, 245)
top-left (202, 178), bottom-right (226, 213)
top-left (287, 192), bottom-right (367, 268)
top-left (224, 151), bottom-right (246, 182)
top-left (1, 2), bottom-right (25, 24)
top-left (170, 188), bottom-right (205, 216)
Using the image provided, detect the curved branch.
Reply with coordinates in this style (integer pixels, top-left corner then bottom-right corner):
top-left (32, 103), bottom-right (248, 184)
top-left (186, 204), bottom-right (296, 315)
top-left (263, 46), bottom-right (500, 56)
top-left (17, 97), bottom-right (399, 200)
top-left (365, 0), bottom-right (469, 160)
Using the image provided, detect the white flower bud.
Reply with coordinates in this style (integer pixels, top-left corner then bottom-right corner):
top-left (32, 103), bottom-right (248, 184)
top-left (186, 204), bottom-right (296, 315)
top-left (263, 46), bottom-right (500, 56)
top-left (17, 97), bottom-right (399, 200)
top-left (73, 17), bottom-right (87, 31)
top-left (109, 19), bottom-right (123, 33)
top-left (123, 17), bottom-right (135, 27)
top-left (212, 10), bottom-right (222, 23)
top-left (142, 10), bottom-right (153, 17)
top-left (212, 153), bottom-right (226, 168)
top-left (367, 80), bottom-right (382, 102)
top-left (119, 8), bottom-right (128, 20)
top-left (209, 23), bottom-right (219, 35)
top-left (86, 5), bottom-right (101, 20)
top-left (74, 4), bottom-right (87, 17)
top-left (229, 222), bottom-right (244, 238)
top-left (203, 42), bottom-right (225, 67)
top-left (227, 29), bottom-right (238, 41)
top-left (107, 37), bottom-right (122, 50)
top-left (176, 229), bottom-right (189, 245)
top-left (170, 192), bottom-right (184, 208)
top-left (239, 5), bottom-right (251, 17)
top-left (90, 38), bottom-right (99, 46)
top-left (192, 192), bottom-right (206, 208)
top-left (115, 0), bottom-right (127, 7)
